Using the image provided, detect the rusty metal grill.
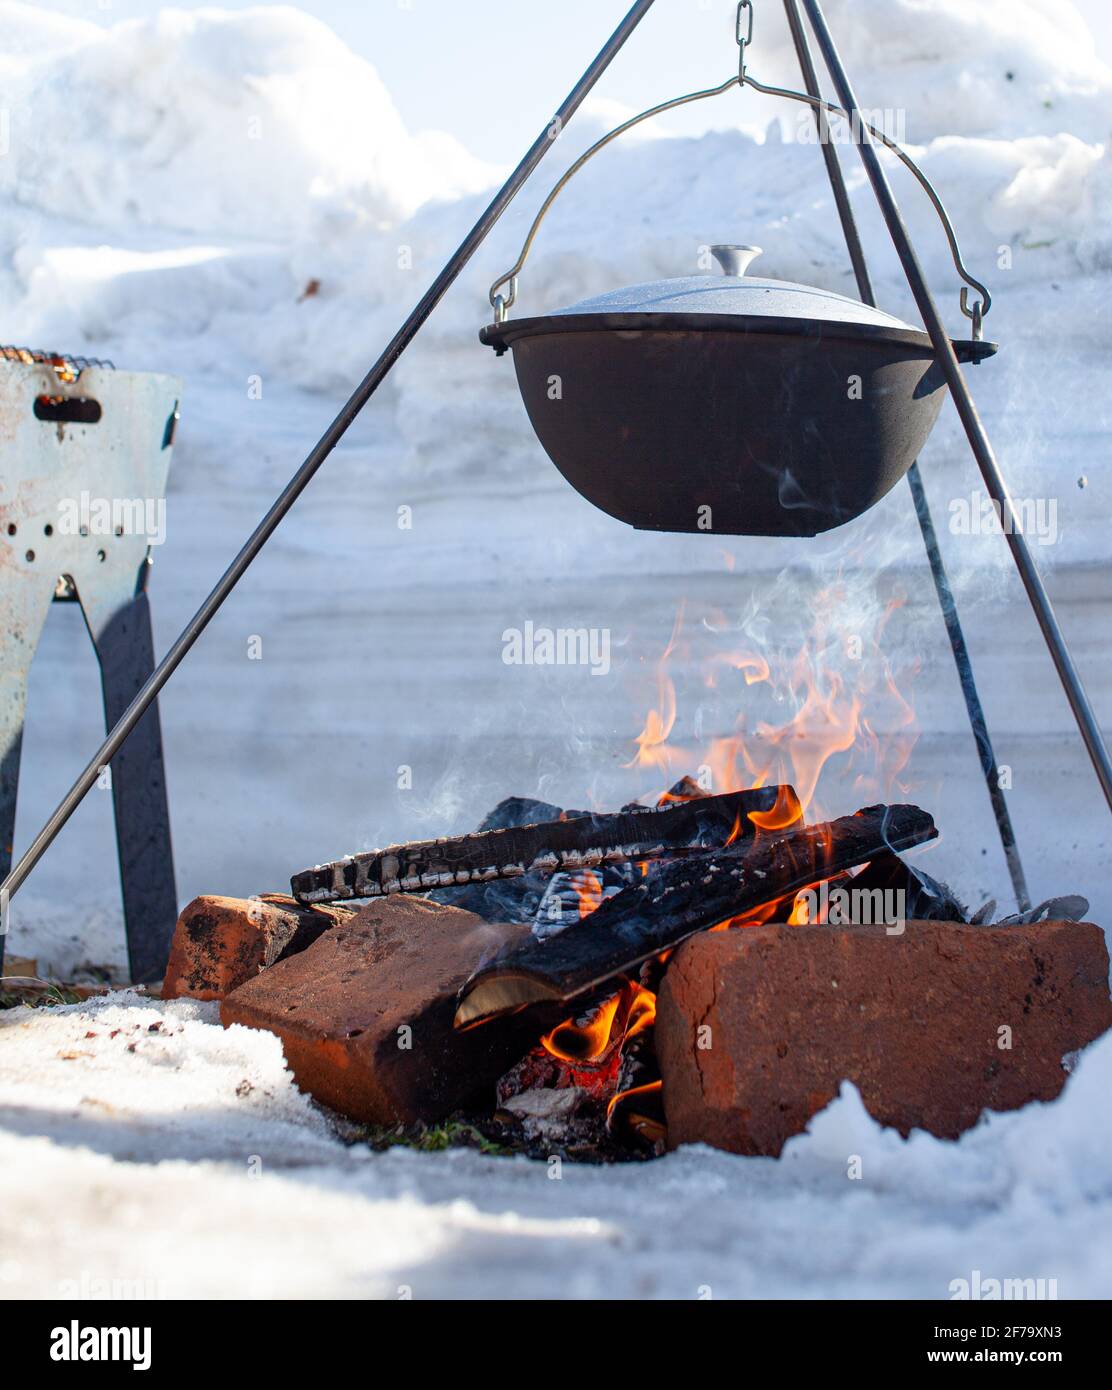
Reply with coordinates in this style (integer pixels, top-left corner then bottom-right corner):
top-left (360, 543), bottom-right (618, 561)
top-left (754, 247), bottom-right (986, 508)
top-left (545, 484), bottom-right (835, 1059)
top-left (1, 345), bottom-right (116, 376)
top-left (0, 350), bottom-right (179, 982)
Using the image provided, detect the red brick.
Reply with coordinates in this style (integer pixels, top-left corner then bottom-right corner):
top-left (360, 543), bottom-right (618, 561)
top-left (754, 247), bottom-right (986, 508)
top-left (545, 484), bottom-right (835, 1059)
top-left (161, 894), bottom-right (351, 1001)
top-left (219, 895), bottom-right (535, 1125)
top-left (656, 920), bottom-right (1112, 1156)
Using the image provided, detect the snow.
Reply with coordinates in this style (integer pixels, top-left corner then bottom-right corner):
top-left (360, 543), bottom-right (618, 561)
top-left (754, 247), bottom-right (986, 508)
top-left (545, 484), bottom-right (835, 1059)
top-left (758, 0), bottom-right (1111, 143)
top-left (1, 0), bottom-right (1111, 1298)
top-left (2, 990), bottom-right (1110, 1299)
top-left (0, 5), bottom-right (500, 240)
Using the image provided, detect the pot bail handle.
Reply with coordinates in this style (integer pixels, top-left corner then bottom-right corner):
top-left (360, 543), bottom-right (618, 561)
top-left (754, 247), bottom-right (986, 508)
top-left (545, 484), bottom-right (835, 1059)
top-left (487, 73), bottom-right (744, 322)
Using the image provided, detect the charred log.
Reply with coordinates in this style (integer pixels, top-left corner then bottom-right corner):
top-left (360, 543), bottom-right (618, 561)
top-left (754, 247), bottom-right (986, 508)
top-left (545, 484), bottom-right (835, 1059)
top-left (291, 785), bottom-right (797, 904)
top-left (622, 775), bottom-right (711, 811)
top-left (454, 804), bottom-right (937, 1027)
top-left (849, 850), bottom-right (968, 922)
top-left (430, 796), bottom-right (572, 924)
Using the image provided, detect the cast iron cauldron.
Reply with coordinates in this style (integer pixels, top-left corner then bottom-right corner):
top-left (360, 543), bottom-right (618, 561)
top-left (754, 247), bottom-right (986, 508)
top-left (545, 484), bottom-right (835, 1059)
top-left (481, 246), bottom-right (994, 537)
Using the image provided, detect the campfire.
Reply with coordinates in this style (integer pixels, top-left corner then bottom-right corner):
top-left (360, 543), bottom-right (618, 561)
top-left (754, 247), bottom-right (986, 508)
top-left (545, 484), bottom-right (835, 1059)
top-left (465, 785), bottom-right (941, 1157)
top-left (273, 594), bottom-right (945, 1155)
top-left (188, 762), bottom-right (1102, 1163)
top-left (282, 760), bottom-right (947, 1157)
top-left (158, 590), bottom-right (1104, 1162)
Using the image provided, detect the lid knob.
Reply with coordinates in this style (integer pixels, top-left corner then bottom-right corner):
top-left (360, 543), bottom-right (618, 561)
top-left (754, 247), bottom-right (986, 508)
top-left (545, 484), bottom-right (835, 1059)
top-left (710, 244), bottom-right (762, 277)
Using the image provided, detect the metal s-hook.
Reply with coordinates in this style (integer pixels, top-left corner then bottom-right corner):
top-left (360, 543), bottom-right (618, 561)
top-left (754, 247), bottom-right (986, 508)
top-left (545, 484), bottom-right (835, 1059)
top-left (960, 287), bottom-right (985, 340)
top-left (737, 1), bottom-right (754, 80)
top-left (493, 277), bottom-right (517, 324)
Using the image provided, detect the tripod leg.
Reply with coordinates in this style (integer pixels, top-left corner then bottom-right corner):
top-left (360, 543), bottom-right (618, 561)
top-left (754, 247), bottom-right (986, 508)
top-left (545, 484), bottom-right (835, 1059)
top-left (803, 0), bottom-right (1112, 815)
top-left (782, 0), bottom-right (1030, 911)
top-left (905, 467), bottom-right (1030, 909)
top-left (0, 0), bottom-right (660, 909)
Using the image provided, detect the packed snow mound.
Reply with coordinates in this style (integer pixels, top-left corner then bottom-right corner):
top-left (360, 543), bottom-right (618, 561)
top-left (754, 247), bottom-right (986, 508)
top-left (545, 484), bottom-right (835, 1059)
top-left (0, 2), bottom-right (101, 72)
top-left (0, 5), bottom-right (500, 240)
top-left (757, 0), bottom-right (1112, 142)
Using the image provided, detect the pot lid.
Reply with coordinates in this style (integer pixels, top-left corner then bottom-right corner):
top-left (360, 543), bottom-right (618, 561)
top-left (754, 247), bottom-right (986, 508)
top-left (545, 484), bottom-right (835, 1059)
top-left (551, 244), bottom-right (916, 332)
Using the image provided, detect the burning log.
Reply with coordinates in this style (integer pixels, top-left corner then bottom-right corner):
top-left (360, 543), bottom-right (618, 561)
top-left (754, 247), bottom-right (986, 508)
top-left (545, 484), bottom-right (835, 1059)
top-left (454, 804), bottom-right (937, 1027)
top-left (438, 778), bottom-right (724, 927)
top-left (290, 785), bottom-right (797, 904)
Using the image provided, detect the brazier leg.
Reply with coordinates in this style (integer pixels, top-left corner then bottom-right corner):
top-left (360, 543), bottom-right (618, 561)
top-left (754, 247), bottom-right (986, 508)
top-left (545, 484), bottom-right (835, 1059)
top-left (0, 576), bottom-right (54, 974)
top-left (80, 572), bottom-right (176, 984)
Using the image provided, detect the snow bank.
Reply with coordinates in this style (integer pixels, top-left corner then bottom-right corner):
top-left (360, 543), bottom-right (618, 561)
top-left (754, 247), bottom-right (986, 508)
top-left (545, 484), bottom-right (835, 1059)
top-left (757, 0), bottom-right (1112, 142)
top-left (1, 0), bottom-right (1108, 481)
top-left (0, 1), bottom-right (101, 75)
top-left (0, 3), bottom-right (499, 242)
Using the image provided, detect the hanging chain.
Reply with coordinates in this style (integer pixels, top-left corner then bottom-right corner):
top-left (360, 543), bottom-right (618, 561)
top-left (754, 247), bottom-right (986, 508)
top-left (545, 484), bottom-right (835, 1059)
top-left (736, 1), bottom-right (754, 81)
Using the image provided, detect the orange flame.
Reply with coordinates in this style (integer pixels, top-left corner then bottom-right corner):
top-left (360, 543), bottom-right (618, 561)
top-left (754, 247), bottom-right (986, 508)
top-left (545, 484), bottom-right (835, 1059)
top-left (787, 891), bottom-right (814, 925)
top-left (607, 1078), bottom-right (663, 1126)
top-left (626, 603), bottom-right (684, 770)
top-left (627, 579), bottom-right (918, 820)
top-left (706, 650), bottom-right (770, 691)
top-left (747, 784), bottom-right (804, 834)
top-left (540, 978), bottom-right (656, 1065)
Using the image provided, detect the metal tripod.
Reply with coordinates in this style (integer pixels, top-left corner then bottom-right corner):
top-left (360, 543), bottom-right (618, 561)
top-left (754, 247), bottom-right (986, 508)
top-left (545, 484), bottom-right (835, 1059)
top-left (4, 0), bottom-right (1109, 974)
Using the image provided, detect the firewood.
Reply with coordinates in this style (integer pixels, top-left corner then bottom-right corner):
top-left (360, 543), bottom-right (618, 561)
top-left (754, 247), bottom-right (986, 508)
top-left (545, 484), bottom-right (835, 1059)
top-left (290, 785), bottom-right (797, 904)
top-left (430, 794), bottom-right (580, 924)
top-left (453, 804), bottom-right (937, 1027)
top-left (848, 850), bottom-right (968, 922)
